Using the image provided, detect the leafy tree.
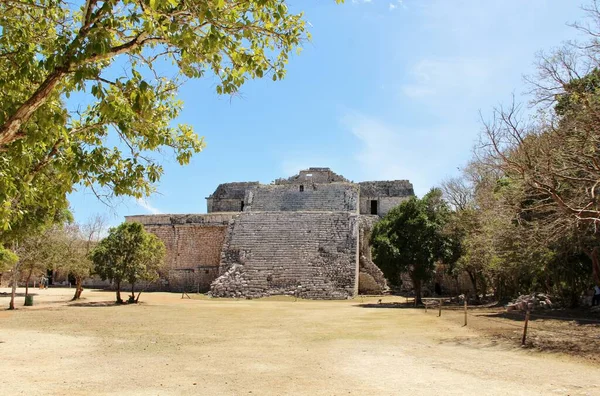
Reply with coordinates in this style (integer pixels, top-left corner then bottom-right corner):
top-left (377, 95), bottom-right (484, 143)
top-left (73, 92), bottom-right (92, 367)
top-left (479, 3), bottom-right (600, 285)
top-left (0, 245), bottom-right (19, 309)
top-left (0, 0), bottom-right (342, 233)
top-left (16, 231), bottom-right (60, 298)
top-left (371, 189), bottom-right (451, 304)
top-left (53, 215), bottom-right (106, 301)
top-left (91, 222), bottom-right (165, 303)
top-left (0, 245), bottom-right (17, 274)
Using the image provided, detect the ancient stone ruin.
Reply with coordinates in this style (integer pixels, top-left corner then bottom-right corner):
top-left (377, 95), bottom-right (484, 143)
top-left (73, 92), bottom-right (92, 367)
top-left (126, 168), bottom-right (414, 299)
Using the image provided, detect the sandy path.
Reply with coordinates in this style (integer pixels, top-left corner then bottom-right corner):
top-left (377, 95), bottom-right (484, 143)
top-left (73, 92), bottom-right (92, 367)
top-left (0, 288), bottom-right (598, 395)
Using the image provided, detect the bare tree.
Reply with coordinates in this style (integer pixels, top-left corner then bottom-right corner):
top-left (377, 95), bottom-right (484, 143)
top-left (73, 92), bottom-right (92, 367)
top-left (62, 215), bottom-right (107, 300)
top-left (441, 176), bottom-right (474, 211)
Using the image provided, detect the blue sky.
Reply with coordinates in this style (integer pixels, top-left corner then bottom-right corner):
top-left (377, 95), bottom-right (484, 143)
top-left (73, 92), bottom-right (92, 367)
top-left (68, 0), bottom-right (586, 226)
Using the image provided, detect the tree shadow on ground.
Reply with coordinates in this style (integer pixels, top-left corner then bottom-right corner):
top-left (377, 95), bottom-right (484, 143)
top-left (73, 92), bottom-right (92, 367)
top-left (67, 301), bottom-right (121, 308)
top-left (0, 292), bottom-right (38, 298)
top-left (354, 302), bottom-right (421, 309)
top-left (438, 335), bottom-right (517, 352)
top-left (67, 300), bottom-right (145, 308)
top-left (481, 309), bottom-right (600, 326)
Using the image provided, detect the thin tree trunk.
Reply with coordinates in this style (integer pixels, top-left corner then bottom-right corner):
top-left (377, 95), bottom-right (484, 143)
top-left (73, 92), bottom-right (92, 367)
top-left (467, 270), bottom-right (478, 300)
top-left (72, 277), bottom-right (83, 300)
top-left (115, 280), bottom-right (122, 304)
top-left (586, 247), bottom-right (600, 285)
top-left (130, 282), bottom-right (136, 303)
top-left (9, 263), bottom-right (19, 310)
top-left (25, 268), bottom-right (33, 297)
top-left (411, 274), bottom-right (422, 305)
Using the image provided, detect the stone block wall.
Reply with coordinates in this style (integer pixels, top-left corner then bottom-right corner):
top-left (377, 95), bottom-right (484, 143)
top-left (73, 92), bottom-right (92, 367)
top-left (244, 183), bottom-right (359, 213)
top-left (207, 198), bottom-right (245, 213)
top-left (126, 214), bottom-right (236, 291)
top-left (207, 182), bottom-right (259, 213)
top-left (358, 180), bottom-right (415, 216)
top-left (359, 180), bottom-right (414, 197)
top-left (274, 167), bottom-right (349, 184)
top-left (210, 211), bottom-right (359, 299)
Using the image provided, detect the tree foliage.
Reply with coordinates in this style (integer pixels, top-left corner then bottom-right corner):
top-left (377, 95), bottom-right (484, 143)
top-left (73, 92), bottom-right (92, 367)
top-left (0, 0), bottom-right (341, 233)
top-left (16, 229), bottom-right (62, 296)
top-left (91, 222), bottom-right (165, 303)
top-left (429, 1), bottom-right (600, 307)
top-left (0, 245), bottom-right (18, 274)
top-left (371, 189), bottom-right (451, 304)
top-left (54, 216), bottom-right (106, 301)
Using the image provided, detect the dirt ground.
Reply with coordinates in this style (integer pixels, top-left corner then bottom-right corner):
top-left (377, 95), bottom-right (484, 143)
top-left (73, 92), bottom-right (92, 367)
top-left (1, 288), bottom-right (599, 395)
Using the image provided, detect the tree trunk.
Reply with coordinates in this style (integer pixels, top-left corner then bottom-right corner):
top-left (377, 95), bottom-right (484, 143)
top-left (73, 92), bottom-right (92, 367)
top-left (71, 277), bottom-right (83, 301)
top-left (25, 268), bottom-right (33, 297)
top-left (467, 270), bottom-right (478, 300)
top-left (129, 282), bottom-right (136, 303)
top-left (9, 264), bottom-right (18, 310)
top-left (0, 69), bottom-right (65, 147)
top-left (115, 280), bottom-right (123, 304)
top-left (586, 247), bottom-right (600, 286)
top-left (412, 275), bottom-right (423, 305)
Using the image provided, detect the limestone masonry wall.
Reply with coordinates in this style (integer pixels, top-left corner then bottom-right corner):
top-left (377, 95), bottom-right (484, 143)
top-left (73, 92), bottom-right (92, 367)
top-left (245, 183), bottom-right (359, 213)
top-left (210, 212), bottom-right (359, 299)
top-left (126, 214), bottom-right (235, 291)
top-left (358, 180), bottom-right (414, 216)
top-left (207, 182), bottom-right (259, 213)
top-left (274, 167), bottom-right (349, 184)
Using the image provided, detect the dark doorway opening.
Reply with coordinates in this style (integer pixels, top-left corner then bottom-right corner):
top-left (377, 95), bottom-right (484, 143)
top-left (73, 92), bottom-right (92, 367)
top-left (241, 201), bottom-right (245, 211)
top-left (370, 200), bottom-right (378, 215)
top-left (299, 185), bottom-right (304, 192)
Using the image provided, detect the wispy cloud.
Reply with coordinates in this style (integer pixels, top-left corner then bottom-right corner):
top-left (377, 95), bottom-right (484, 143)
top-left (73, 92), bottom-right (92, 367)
top-left (351, 0), bottom-right (405, 11)
top-left (135, 198), bottom-right (163, 215)
top-left (340, 112), bottom-right (433, 194)
top-left (401, 57), bottom-right (492, 100)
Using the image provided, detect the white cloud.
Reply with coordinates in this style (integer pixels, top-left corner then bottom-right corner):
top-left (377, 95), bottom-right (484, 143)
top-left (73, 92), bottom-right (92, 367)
top-left (401, 57), bottom-right (492, 100)
top-left (135, 198), bottom-right (163, 215)
top-left (339, 110), bottom-right (479, 196)
top-left (389, 3), bottom-right (396, 10)
top-left (341, 112), bottom-right (432, 195)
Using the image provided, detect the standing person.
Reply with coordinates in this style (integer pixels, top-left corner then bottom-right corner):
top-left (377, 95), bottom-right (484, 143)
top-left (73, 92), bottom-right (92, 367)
top-left (593, 285), bottom-right (600, 306)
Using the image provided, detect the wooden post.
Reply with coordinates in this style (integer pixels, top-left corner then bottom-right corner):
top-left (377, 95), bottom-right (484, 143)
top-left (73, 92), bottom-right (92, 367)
top-left (425, 301), bottom-right (428, 313)
top-left (463, 298), bottom-right (468, 326)
top-left (521, 307), bottom-right (530, 346)
top-left (438, 298), bottom-right (442, 317)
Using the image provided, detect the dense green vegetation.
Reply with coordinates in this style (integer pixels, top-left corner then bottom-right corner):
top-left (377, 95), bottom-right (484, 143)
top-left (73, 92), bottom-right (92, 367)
top-left (91, 222), bottom-right (165, 303)
top-left (373, 3), bottom-right (600, 306)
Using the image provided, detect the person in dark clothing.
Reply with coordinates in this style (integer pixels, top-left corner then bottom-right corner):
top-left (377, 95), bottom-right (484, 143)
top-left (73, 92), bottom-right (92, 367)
top-left (593, 285), bottom-right (600, 306)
